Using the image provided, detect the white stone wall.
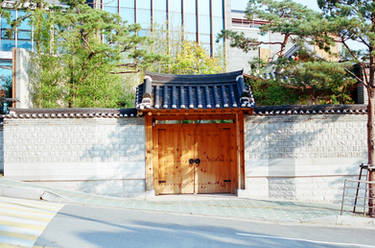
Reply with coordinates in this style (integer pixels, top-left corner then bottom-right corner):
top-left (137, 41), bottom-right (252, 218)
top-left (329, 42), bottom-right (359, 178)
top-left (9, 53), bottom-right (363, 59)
top-left (243, 114), bottom-right (367, 203)
top-left (4, 118), bottom-right (146, 197)
top-left (15, 48), bottom-right (33, 108)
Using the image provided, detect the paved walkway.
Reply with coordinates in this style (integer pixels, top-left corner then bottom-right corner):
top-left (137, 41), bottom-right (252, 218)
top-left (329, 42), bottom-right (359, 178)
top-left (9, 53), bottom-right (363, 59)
top-left (0, 177), bottom-right (373, 229)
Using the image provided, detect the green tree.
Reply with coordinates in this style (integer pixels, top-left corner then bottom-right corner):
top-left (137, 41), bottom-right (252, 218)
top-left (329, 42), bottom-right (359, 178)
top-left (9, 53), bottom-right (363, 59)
top-left (220, 0), bottom-right (355, 105)
top-left (168, 41), bottom-right (223, 74)
top-left (147, 28), bottom-right (224, 75)
top-left (317, 0), bottom-right (375, 216)
top-left (221, 0), bottom-right (375, 215)
top-left (248, 55), bottom-right (355, 105)
top-left (248, 77), bottom-right (301, 105)
top-left (221, 0), bottom-right (332, 58)
top-left (6, 0), bottom-right (157, 108)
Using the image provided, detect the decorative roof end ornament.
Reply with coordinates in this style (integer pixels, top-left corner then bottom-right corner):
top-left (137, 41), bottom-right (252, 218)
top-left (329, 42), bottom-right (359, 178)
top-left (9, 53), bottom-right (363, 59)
top-left (140, 76), bottom-right (153, 109)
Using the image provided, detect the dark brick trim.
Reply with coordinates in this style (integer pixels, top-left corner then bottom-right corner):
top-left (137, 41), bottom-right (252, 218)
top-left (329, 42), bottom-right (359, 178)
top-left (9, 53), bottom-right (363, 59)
top-left (5, 108), bottom-right (139, 119)
top-left (253, 105), bottom-right (367, 115)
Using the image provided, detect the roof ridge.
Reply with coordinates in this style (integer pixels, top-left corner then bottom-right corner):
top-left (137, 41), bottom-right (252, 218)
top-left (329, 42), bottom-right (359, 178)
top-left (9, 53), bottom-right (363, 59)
top-left (144, 70), bottom-right (244, 79)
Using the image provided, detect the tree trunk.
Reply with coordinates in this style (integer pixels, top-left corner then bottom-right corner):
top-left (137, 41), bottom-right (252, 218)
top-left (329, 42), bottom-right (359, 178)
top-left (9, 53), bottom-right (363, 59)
top-left (368, 88), bottom-right (375, 216)
top-left (369, 0), bottom-right (375, 217)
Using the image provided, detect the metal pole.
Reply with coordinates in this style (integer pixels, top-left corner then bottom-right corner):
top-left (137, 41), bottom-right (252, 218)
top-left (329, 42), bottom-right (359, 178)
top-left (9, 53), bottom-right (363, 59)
top-left (364, 180), bottom-right (369, 216)
top-left (340, 179), bottom-right (347, 215)
top-left (353, 164), bottom-right (364, 213)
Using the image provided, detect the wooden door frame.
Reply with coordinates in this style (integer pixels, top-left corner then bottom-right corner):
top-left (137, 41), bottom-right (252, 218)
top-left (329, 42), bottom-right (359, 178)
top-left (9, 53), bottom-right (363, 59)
top-left (142, 108), bottom-right (249, 195)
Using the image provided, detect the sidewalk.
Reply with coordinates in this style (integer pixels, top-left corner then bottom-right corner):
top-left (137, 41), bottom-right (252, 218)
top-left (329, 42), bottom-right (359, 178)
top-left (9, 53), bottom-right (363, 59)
top-left (0, 177), bottom-right (374, 229)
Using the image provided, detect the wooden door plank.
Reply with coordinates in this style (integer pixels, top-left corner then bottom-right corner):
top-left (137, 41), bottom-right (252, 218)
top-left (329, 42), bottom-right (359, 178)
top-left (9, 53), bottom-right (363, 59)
top-left (154, 124), bottom-right (195, 194)
top-left (145, 114), bottom-right (153, 192)
top-left (196, 124), bottom-right (235, 193)
top-left (181, 125), bottom-right (195, 193)
top-left (152, 123), bottom-right (159, 194)
top-left (152, 118), bottom-right (241, 195)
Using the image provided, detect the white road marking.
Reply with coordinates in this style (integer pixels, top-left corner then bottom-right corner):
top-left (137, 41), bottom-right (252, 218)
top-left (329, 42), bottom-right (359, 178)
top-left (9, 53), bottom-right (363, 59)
top-left (0, 235), bottom-right (35, 247)
top-left (0, 215), bottom-right (48, 226)
top-left (0, 197), bottom-right (64, 247)
top-left (0, 225), bottom-right (41, 236)
top-left (236, 232), bottom-right (375, 248)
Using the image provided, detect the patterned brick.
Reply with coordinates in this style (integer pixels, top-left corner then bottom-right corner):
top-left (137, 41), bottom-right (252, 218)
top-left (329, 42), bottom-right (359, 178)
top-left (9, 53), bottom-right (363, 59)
top-left (244, 114), bottom-right (367, 202)
top-left (3, 118), bottom-right (146, 196)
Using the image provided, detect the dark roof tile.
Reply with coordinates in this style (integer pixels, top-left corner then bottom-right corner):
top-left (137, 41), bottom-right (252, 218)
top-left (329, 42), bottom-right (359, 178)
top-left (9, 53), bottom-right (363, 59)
top-left (136, 70), bottom-right (255, 110)
top-left (253, 105), bottom-right (367, 116)
top-left (5, 108), bottom-right (139, 119)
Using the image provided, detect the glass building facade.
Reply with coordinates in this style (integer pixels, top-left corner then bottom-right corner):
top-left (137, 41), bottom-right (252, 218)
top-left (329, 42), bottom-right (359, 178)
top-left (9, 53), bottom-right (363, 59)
top-left (0, 0), bottom-right (227, 109)
top-left (0, 9), bottom-right (33, 52)
top-left (96, 0), bottom-right (226, 56)
top-left (0, 9), bottom-right (33, 107)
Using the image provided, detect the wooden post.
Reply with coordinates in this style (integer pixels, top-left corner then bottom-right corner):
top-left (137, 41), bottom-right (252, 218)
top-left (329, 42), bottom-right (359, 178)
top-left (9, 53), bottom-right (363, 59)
top-left (145, 112), bottom-right (154, 192)
top-left (235, 111), bottom-right (244, 192)
top-left (239, 111), bottom-right (245, 189)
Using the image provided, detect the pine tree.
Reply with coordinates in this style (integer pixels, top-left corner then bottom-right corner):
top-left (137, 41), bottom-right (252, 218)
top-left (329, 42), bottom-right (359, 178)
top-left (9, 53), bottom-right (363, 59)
top-left (220, 0), bottom-right (375, 214)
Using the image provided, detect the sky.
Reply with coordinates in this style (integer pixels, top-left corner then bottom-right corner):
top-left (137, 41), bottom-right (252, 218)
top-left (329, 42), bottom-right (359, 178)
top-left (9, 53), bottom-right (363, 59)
top-left (231, 0), bottom-right (320, 11)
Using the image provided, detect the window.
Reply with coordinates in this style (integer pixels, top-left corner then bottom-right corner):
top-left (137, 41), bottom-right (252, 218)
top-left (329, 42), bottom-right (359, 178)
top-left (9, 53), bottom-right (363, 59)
top-left (197, 0), bottom-right (211, 54)
top-left (184, 0), bottom-right (196, 14)
top-left (0, 38), bottom-right (15, 52)
top-left (153, 0), bottom-right (167, 29)
top-left (212, 16), bottom-right (223, 38)
top-left (184, 32), bottom-right (196, 42)
top-left (212, 0), bottom-right (223, 17)
top-left (214, 39), bottom-right (224, 57)
top-left (120, 7), bottom-right (135, 23)
top-left (1, 29), bottom-right (14, 40)
top-left (0, 59), bottom-right (12, 97)
top-left (119, 0), bottom-right (135, 23)
top-left (17, 10), bottom-right (31, 31)
top-left (212, 16), bottom-right (224, 55)
top-left (138, 29), bottom-right (150, 37)
top-left (103, 0), bottom-right (118, 13)
top-left (17, 30), bottom-right (31, 40)
top-left (198, 0), bottom-right (210, 35)
top-left (1, 9), bottom-right (33, 51)
top-left (1, 10), bottom-right (15, 51)
top-left (1, 10), bottom-right (15, 29)
top-left (119, 0), bottom-right (134, 8)
top-left (154, 0), bottom-right (166, 11)
top-left (200, 43), bottom-right (210, 53)
top-left (183, 0), bottom-right (196, 38)
top-left (136, 0), bottom-right (151, 29)
top-left (17, 40), bottom-right (32, 50)
top-left (169, 0), bottom-right (181, 32)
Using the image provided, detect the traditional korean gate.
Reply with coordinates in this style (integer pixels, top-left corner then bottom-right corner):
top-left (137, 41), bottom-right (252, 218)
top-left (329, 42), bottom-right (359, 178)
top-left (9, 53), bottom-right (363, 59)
top-left (153, 123), bottom-right (237, 194)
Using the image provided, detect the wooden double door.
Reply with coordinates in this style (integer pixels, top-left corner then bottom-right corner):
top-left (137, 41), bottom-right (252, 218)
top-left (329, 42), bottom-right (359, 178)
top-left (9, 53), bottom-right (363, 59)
top-left (153, 123), bottom-right (237, 194)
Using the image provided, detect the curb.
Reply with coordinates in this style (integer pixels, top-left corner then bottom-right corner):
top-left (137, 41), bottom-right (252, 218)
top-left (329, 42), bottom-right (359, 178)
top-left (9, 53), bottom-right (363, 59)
top-left (337, 215), bottom-right (375, 228)
top-left (0, 184), bottom-right (70, 203)
top-left (1, 178), bottom-right (375, 230)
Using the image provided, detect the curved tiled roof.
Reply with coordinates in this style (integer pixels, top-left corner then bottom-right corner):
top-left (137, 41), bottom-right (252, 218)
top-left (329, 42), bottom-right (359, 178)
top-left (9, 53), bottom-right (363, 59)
top-left (136, 70), bottom-right (255, 110)
top-left (5, 108), bottom-right (138, 119)
top-left (253, 104), bottom-right (367, 115)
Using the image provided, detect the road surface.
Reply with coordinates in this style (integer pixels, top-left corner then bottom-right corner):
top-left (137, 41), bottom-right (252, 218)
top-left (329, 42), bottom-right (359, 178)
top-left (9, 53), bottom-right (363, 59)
top-left (36, 204), bottom-right (375, 248)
